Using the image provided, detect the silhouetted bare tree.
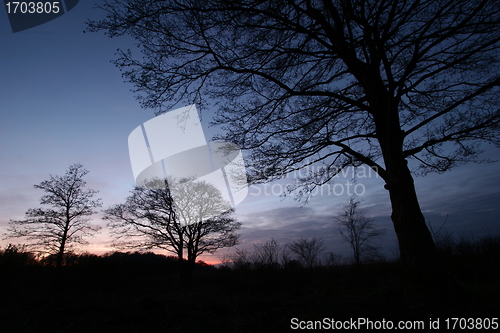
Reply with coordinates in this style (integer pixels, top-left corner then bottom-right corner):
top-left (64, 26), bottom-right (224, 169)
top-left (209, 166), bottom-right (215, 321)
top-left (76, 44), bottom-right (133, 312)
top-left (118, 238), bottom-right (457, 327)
top-left (224, 239), bottom-right (291, 269)
top-left (288, 237), bottom-right (326, 269)
top-left (104, 177), bottom-right (240, 282)
top-left (222, 248), bottom-right (252, 270)
top-left (335, 196), bottom-right (384, 267)
top-left (88, 0), bottom-right (500, 278)
top-left (5, 164), bottom-right (102, 268)
top-left (253, 238), bottom-right (288, 269)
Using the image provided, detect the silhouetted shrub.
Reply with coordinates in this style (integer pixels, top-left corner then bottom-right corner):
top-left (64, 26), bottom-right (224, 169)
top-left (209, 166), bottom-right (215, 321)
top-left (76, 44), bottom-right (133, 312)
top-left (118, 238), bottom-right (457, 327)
top-left (0, 244), bottom-right (38, 268)
top-left (283, 259), bottom-right (302, 271)
top-left (435, 233), bottom-right (500, 281)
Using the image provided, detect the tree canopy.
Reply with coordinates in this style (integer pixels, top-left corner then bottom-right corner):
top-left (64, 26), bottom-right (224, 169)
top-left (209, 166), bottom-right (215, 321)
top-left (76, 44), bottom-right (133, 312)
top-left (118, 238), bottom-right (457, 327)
top-left (104, 177), bottom-right (240, 281)
top-left (89, 0), bottom-right (500, 181)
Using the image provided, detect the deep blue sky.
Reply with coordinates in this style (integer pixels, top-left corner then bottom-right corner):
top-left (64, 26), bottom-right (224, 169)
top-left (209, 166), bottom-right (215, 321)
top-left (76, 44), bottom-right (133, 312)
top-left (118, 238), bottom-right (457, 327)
top-left (1, 1), bottom-right (499, 264)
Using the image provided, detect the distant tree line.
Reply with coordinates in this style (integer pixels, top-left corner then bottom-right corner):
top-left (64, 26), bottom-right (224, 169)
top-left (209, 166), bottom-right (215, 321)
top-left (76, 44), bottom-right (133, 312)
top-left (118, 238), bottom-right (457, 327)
top-left (2, 164), bottom-right (387, 277)
top-left (221, 233), bottom-right (500, 279)
top-left (222, 236), bottom-right (374, 271)
top-left (0, 246), bottom-right (213, 272)
top-left (221, 195), bottom-right (386, 270)
top-left (5, 163), bottom-right (498, 290)
top-left (2, 165), bottom-right (240, 283)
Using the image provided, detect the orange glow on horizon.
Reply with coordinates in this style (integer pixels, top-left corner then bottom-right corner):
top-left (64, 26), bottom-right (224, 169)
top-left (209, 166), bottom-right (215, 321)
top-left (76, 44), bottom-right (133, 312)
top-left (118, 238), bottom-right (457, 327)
top-left (0, 240), bottom-right (224, 266)
top-left (198, 259), bottom-right (222, 266)
top-left (77, 243), bottom-right (223, 266)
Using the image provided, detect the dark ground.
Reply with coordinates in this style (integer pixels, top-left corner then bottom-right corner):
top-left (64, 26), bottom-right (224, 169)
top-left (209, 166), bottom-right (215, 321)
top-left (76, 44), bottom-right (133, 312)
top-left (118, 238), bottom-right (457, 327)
top-left (0, 247), bottom-right (499, 332)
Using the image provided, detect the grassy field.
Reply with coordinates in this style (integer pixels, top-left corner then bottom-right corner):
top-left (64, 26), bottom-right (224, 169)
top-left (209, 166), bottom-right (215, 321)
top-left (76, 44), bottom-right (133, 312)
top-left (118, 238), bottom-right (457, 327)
top-left (0, 238), bottom-right (499, 332)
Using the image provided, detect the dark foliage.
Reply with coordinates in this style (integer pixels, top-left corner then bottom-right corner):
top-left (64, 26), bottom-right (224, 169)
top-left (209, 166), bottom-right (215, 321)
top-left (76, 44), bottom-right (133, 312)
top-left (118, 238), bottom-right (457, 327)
top-left (0, 244), bottom-right (38, 269)
top-left (435, 234), bottom-right (500, 286)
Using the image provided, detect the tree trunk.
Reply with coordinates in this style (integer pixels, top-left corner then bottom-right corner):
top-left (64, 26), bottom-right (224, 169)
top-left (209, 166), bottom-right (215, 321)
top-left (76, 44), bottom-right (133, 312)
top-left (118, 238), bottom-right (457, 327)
top-left (56, 229), bottom-right (68, 268)
top-left (372, 96), bottom-right (441, 285)
top-left (56, 243), bottom-right (64, 268)
top-left (177, 246), bottom-right (195, 285)
top-left (177, 248), bottom-right (185, 282)
top-left (181, 243), bottom-right (197, 285)
top-left (183, 258), bottom-right (195, 285)
top-left (354, 249), bottom-right (361, 268)
top-left (386, 160), bottom-right (439, 278)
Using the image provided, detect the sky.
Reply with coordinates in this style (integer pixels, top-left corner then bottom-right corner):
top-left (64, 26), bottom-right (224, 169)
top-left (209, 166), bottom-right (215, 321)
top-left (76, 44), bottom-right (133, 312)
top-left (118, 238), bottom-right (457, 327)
top-left (1, 1), bottom-right (500, 265)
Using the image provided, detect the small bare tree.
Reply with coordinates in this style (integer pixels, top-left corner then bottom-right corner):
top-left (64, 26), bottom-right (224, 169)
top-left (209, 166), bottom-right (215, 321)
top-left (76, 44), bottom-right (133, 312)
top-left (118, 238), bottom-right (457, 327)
top-left (335, 196), bottom-right (384, 267)
top-left (5, 164), bottom-right (102, 268)
top-left (324, 252), bottom-right (343, 269)
top-left (222, 248), bottom-right (252, 270)
top-left (288, 237), bottom-right (326, 269)
top-left (252, 238), bottom-right (289, 269)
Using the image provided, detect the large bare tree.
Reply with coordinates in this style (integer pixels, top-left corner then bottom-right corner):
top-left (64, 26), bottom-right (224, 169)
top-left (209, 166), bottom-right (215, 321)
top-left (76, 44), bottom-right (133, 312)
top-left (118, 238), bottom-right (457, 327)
top-left (88, 0), bottom-right (500, 279)
top-left (104, 177), bottom-right (240, 282)
top-left (5, 164), bottom-right (102, 268)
